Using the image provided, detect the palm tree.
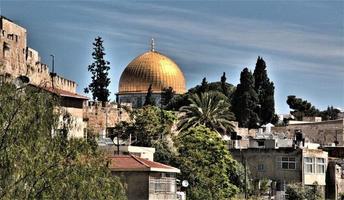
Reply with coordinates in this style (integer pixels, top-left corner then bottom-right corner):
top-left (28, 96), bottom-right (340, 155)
top-left (177, 91), bottom-right (235, 135)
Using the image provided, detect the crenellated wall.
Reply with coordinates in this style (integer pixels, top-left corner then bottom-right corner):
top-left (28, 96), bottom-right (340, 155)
top-left (0, 16), bottom-right (76, 93)
top-left (83, 101), bottom-right (131, 136)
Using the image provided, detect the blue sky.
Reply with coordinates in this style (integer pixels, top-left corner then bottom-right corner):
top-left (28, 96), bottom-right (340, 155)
top-left (2, 0), bottom-right (343, 113)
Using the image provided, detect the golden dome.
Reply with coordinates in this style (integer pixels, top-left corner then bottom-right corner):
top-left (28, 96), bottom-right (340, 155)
top-left (119, 50), bottom-right (186, 94)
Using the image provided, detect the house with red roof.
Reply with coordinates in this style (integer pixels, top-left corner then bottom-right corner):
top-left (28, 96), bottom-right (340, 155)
top-left (109, 154), bottom-right (180, 200)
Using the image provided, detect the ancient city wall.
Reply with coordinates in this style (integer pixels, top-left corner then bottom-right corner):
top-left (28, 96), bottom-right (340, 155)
top-left (0, 16), bottom-right (77, 93)
top-left (83, 101), bottom-right (131, 135)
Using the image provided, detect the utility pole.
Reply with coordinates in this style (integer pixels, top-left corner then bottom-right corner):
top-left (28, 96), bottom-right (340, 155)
top-left (50, 54), bottom-right (56, 89)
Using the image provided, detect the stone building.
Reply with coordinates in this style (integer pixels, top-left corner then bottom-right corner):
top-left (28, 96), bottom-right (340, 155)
top-left (117, 39), bottom-right (186, 108)
top-left (109, 154), bottom-right (180, 200)
top-left (0, 16), bottom-right (88, 138)
top-left (272, 119), bottom-right (344, 146)
top-left (230, 141), bottom-right (328, 199)
top-left (0, 16), bottom-right (77, 92)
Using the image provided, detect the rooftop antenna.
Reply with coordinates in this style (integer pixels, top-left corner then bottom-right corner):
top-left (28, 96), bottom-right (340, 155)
top-left (150, 38), bottom-right (155, 52)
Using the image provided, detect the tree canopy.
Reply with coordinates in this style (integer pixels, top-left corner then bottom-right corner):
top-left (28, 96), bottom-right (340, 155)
top-left (253, 56), bottom-right (275, 124)
top-left (161, 87), bottom-right (175, 108)
top-left (178, 91), bottom-right (235, 135)
top-left (167, 75), bottom-right (235, 111)
top-left (143, 84), bottom-right (156, 106)
top-left (0, 83), bottom-right (125, 199)
top-left (232, 68), bottom-right (260, 128)
top-left (286, 95), bottom-right (320, 120)
top-left (114, 106), bottom-right (176, 147)
top-left (84, 36), bottom-right (111, 103)
top-left (175, 126), bottom-right (244, 200)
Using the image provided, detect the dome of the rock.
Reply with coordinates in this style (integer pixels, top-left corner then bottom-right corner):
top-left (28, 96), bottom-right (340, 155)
top-left (118, 50), bottom-right (186, 95)
top-left (117, 39), bottom-right (186, 108)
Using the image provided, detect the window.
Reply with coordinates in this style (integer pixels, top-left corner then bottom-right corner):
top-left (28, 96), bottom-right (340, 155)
top-left (304, 157), bottom-right (314, 173)
top-left (257, 164), bottom-right (264, 171)
top-left (257, 141), bottom-right (264, 147)
top-left (149, 176), bottom-right (176, 194)
top-left (304, 157), bottom-right (326, 174)
top-left (279, 157), bottom-right (296, 170)
top-left (316, 158), bottom-right (325, 174)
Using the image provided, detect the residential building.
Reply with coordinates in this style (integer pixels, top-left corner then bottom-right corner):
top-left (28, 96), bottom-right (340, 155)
top-left (229, 132), bottom-right (328, 199)
top-left (109, 155), bottom-right (180, 200)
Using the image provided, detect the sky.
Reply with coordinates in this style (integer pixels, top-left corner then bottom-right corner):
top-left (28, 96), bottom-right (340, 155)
top-left (1, 0), bottom-right (343, 114)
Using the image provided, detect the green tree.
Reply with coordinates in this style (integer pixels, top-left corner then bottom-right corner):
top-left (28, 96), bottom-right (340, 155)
top-left (232, 68), bottom-right (260, 128)
top-left (175, 126), bottom-right (244, 200)
top-left (177, 91), bottom-right (235, 135)
top-left (306, 182), bottom-right (323, 200)
top-left (0, 83), bottom-right (126, 199)
top-left (286, 183), bottom-right (306, 200)
top-left (320, 106), bottom-right (340, 121)
top-left (286, 95), bottom-right (320, 120)
top-left (161, 87), bottom-right (175, 108)
top-left (167, 80), bottom-right (235, 111)
top-left (221, 72), bottom-right (229, 97)
top-left (200, 77), bottom-right (209, 93)
top-left (286, 182), bottom-right (323, 200)
top-left (114, 106), bottom-right (176, 147)
top-left (84, 36), bottom-right (111, 103)
top-left (143, 84), bottom-right (156, 106)
top-left (253, 57), bottom-right (275, 124)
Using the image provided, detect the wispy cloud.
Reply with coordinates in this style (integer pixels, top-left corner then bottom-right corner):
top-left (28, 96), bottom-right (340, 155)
top-left (54, 2), bottom-right (344, 79)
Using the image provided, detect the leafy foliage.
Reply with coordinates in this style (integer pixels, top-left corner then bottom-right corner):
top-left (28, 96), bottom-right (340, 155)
top-left (114, 106), bottom-right (176, 147)
top-left (178, 91), bottom-right (235, 135)
top-left (84, 36), bottom-right (111, 102)
top-left (152, 139), bottom-right (177, 166)
top-left (232, 68), bottom-right (260, 128)
top-left (161, 87), bottom-right (175, 107)
top-left (0, 83), bottom-right (125, 199)
top-left (286, 95), bottom-right (320, 120)
top-left (286, 182), bottom-right (323, 200)
top-left (143, 84), bottom-right (156, 106)
top-left (287, 96), bottom-right (340, 121)
top-left (175, 126), bottom-right (244, 200)
top-left (253, 57), bottom-right (275, 124)
top-left (167, 76), bottom-right (235, 111)
top-left (286, 183), bottom-right (306, 200)
top-left (320, 106), bottom-right (340, 121)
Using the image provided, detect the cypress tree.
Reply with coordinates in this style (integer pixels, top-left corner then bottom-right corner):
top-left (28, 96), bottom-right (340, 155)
top-left (221, 72), bottom-right (229, 97)
top-left (232, 68), bottom-right (260, 128)
top-left (253, 56), bottom-right (275, 124)
top-left (84, 36), bottom-right (111, 103)
top-left (144, 84), bottom-right (155, 106)
top-left (199, 77), bottom-right (209, 93)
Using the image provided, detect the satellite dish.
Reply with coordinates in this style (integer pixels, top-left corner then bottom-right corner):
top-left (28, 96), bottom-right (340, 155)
top-left (182, 180), bottom-right (189, 187)
top-left (14, 75), bottom-right (30, 88)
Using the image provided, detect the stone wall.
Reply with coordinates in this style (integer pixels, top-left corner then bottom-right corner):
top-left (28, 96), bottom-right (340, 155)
top-left (271, 119), bottom-right (344, 146)
top-left (0, 16), bottom-right (77, 93)
top-left (83, 101), bottom-right (131, 136)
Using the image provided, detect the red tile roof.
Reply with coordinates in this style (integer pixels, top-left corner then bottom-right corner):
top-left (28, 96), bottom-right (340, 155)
top-left (109, 155), bottom-right (180, 173)
top-left (30, 84), bottom-right (88, 100)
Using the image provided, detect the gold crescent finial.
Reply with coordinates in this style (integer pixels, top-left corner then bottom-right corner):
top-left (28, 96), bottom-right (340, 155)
top-left (151, 38), bottom-right (155, 52)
